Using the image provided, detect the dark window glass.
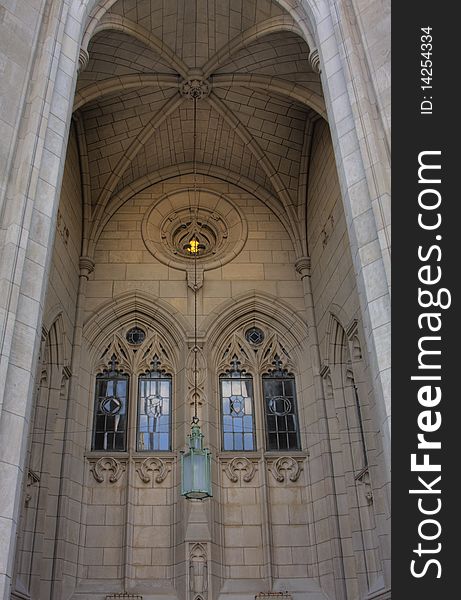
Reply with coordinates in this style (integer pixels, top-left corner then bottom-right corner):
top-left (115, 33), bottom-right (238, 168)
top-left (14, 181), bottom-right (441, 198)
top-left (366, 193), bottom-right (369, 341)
top-left (92, 366), bottom-right (129, 451)
top-left (245, 327), bottom-right (265, 346)
top-left (263, 373), bottom-right (300, 451)
top-left (126, 326), bottom-right (146, 345)
top-left (220, 375), bottom-right (255, 451)
top-left (137, 366), bottom-right (172, 451)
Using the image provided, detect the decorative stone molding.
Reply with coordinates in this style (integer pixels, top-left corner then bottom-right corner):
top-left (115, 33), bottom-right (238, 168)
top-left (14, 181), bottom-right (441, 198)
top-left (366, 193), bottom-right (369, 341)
top-left (96, 335), bottom-right (132, 375)
top-left (180, 77), bottom-right (211, 100)
top-left (62, 365), bottom-right (72, 380)
top-left (78, 48), bottom-right (90, 73)
top-left (346, 318), bottom-right (359, 340)
top-left (189, 542), bottom-right (208, 600)
top-left (268, 456), bottom-right (302, 483)
top-left (105, 595), bottom-right (143, 600)
top-left (255, 593), bottom-right (293, 600)
top-left (320, 361), bottom-right (330, 379)
top-left (90, 457), bottom-right (125, 484)
top-left (223, 457), bottom-right (257, 483)
top-left (186, 344), bottom-right (206, 414)
top-left (135, 457), bottom-right (171, 484)
top-left (187, 266), bottom-right (204, 291)
top-left (25, 470), bottom-right (40, 505)
top-left (259, 334), bottom-right (295, 376)
top-left (356, 467), bottom-right (373, 505)
top-left (309, 48), bottom-right (321, 73)
top-left (141, 190), bottom-right (247, 273)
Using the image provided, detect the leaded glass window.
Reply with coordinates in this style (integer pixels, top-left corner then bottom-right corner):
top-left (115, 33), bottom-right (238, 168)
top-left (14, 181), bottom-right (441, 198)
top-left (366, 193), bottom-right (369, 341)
top-left (221, 357), bottom-right (255, 451)
top-left (92, 355), bottom-right (129, 451)
top-left (263, 357), bottom-right (300, 451)
top-left (137, 356), bottom-right (172, 451)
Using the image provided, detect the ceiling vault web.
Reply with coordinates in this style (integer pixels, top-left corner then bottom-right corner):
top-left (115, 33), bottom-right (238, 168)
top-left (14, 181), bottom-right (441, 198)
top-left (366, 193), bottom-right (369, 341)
top-left (75, 0), bottom-right (325, 258)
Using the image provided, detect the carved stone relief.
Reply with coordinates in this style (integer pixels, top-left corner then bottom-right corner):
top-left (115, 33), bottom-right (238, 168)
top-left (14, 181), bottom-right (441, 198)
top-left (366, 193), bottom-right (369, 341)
top-left (135, 457), bottom-right (171, 484)
top-left (90, 457), bottom-right (125, 484)
top-left (189, 543), bottom-right (208, 600)
top-left (268, 456), bottom-right (302, 483)
top-left (223, 457), bottom-right (257, 484)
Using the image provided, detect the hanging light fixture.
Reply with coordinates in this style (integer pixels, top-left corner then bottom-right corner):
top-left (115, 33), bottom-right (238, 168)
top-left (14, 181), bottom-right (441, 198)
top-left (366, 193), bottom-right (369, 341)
top-left (180, 91), bottom-right (212, 500)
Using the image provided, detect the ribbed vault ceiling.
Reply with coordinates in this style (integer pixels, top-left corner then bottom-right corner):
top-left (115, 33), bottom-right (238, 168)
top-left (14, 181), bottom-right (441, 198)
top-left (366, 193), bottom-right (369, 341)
top-left (74, 0), bottom-right (326, 256)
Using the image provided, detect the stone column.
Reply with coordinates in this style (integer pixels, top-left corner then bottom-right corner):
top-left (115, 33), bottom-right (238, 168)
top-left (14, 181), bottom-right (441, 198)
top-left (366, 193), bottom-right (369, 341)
top-left (50, 256), bottom-right (94, 600)
top-left (295, 257), bottom-right (348, 600)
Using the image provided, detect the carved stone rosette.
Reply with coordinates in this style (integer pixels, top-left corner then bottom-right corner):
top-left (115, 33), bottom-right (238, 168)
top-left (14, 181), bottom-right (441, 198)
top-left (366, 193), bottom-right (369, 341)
top-left (222, 456), bottom-right (257, 484)
top-left (268, 456), bottom-right (302, 483)
top-left (135, 457), bottom-right (171, 484)
top-left (90, 457), bottom-right (125, 484)
top-left (180, 77), bottom-right (211, 100)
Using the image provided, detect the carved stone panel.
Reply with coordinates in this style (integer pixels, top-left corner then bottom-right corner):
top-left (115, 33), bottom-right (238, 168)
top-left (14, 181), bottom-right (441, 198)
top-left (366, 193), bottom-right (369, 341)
top-left (268, 456), bottom-right (302, 483)
top-left (135, 457), bottom-right (171, 484)
top-left (90, 457), bottom-right (125, 484)
top-left (188, 542), bottom-right (209, 600)
top-left (223, 456), bottom-right (257, 484)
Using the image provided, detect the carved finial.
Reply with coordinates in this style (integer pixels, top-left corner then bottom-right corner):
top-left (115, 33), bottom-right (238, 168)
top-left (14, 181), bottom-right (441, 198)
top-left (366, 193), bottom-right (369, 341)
top-left (108, 354), bottom-right (118, 374)
top-left (150, 354), bottom-right (163, 374)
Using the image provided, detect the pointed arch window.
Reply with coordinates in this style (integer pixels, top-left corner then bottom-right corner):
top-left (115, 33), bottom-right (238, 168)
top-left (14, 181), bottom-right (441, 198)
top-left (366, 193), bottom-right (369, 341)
top-left (220, 356), bottom-right (255, 451)
top-left (137, 355), bottom-right (172, 451)
top-left (92, 354), bottom-right (129, 451)
top-left (263, 356), bottom-right (300, 451)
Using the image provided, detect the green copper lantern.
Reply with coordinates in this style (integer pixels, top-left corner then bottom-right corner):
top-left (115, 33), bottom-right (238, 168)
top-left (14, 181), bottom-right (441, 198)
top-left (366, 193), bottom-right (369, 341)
top-left (180, 421), bottom-right (212, 499)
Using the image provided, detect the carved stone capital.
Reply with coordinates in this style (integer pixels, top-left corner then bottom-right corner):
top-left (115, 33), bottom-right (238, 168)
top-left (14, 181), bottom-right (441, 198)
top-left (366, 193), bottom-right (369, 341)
top-left (79, 256), bottom-right (95, 278)
top-left (78, 48), bottom-right (90, 73)
top-left (309, 48), bottom-right (321, 73)
top-left (295, 256), bottom-right (311, 277)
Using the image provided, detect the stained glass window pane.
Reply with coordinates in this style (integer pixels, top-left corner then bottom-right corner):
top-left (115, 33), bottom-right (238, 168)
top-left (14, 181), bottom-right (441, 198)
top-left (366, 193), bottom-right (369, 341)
top-left (137, 372), bottom-right (172, 451)
top-left (263, 374), bottom-right (300, 451)
top-left (221, 376), bottom-right (255, 451)
top-left (92, 372), bottom-right (129, 451)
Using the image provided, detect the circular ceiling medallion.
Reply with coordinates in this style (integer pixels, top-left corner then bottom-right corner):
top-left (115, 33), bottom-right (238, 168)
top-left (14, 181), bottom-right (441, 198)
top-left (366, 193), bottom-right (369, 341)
top-left (141, 189), bottom-right (247, 271)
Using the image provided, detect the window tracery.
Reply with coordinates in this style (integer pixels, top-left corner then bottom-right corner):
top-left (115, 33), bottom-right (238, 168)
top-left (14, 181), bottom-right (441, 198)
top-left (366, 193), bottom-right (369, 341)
top-left (217, 327), bottom-right (301, 452)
